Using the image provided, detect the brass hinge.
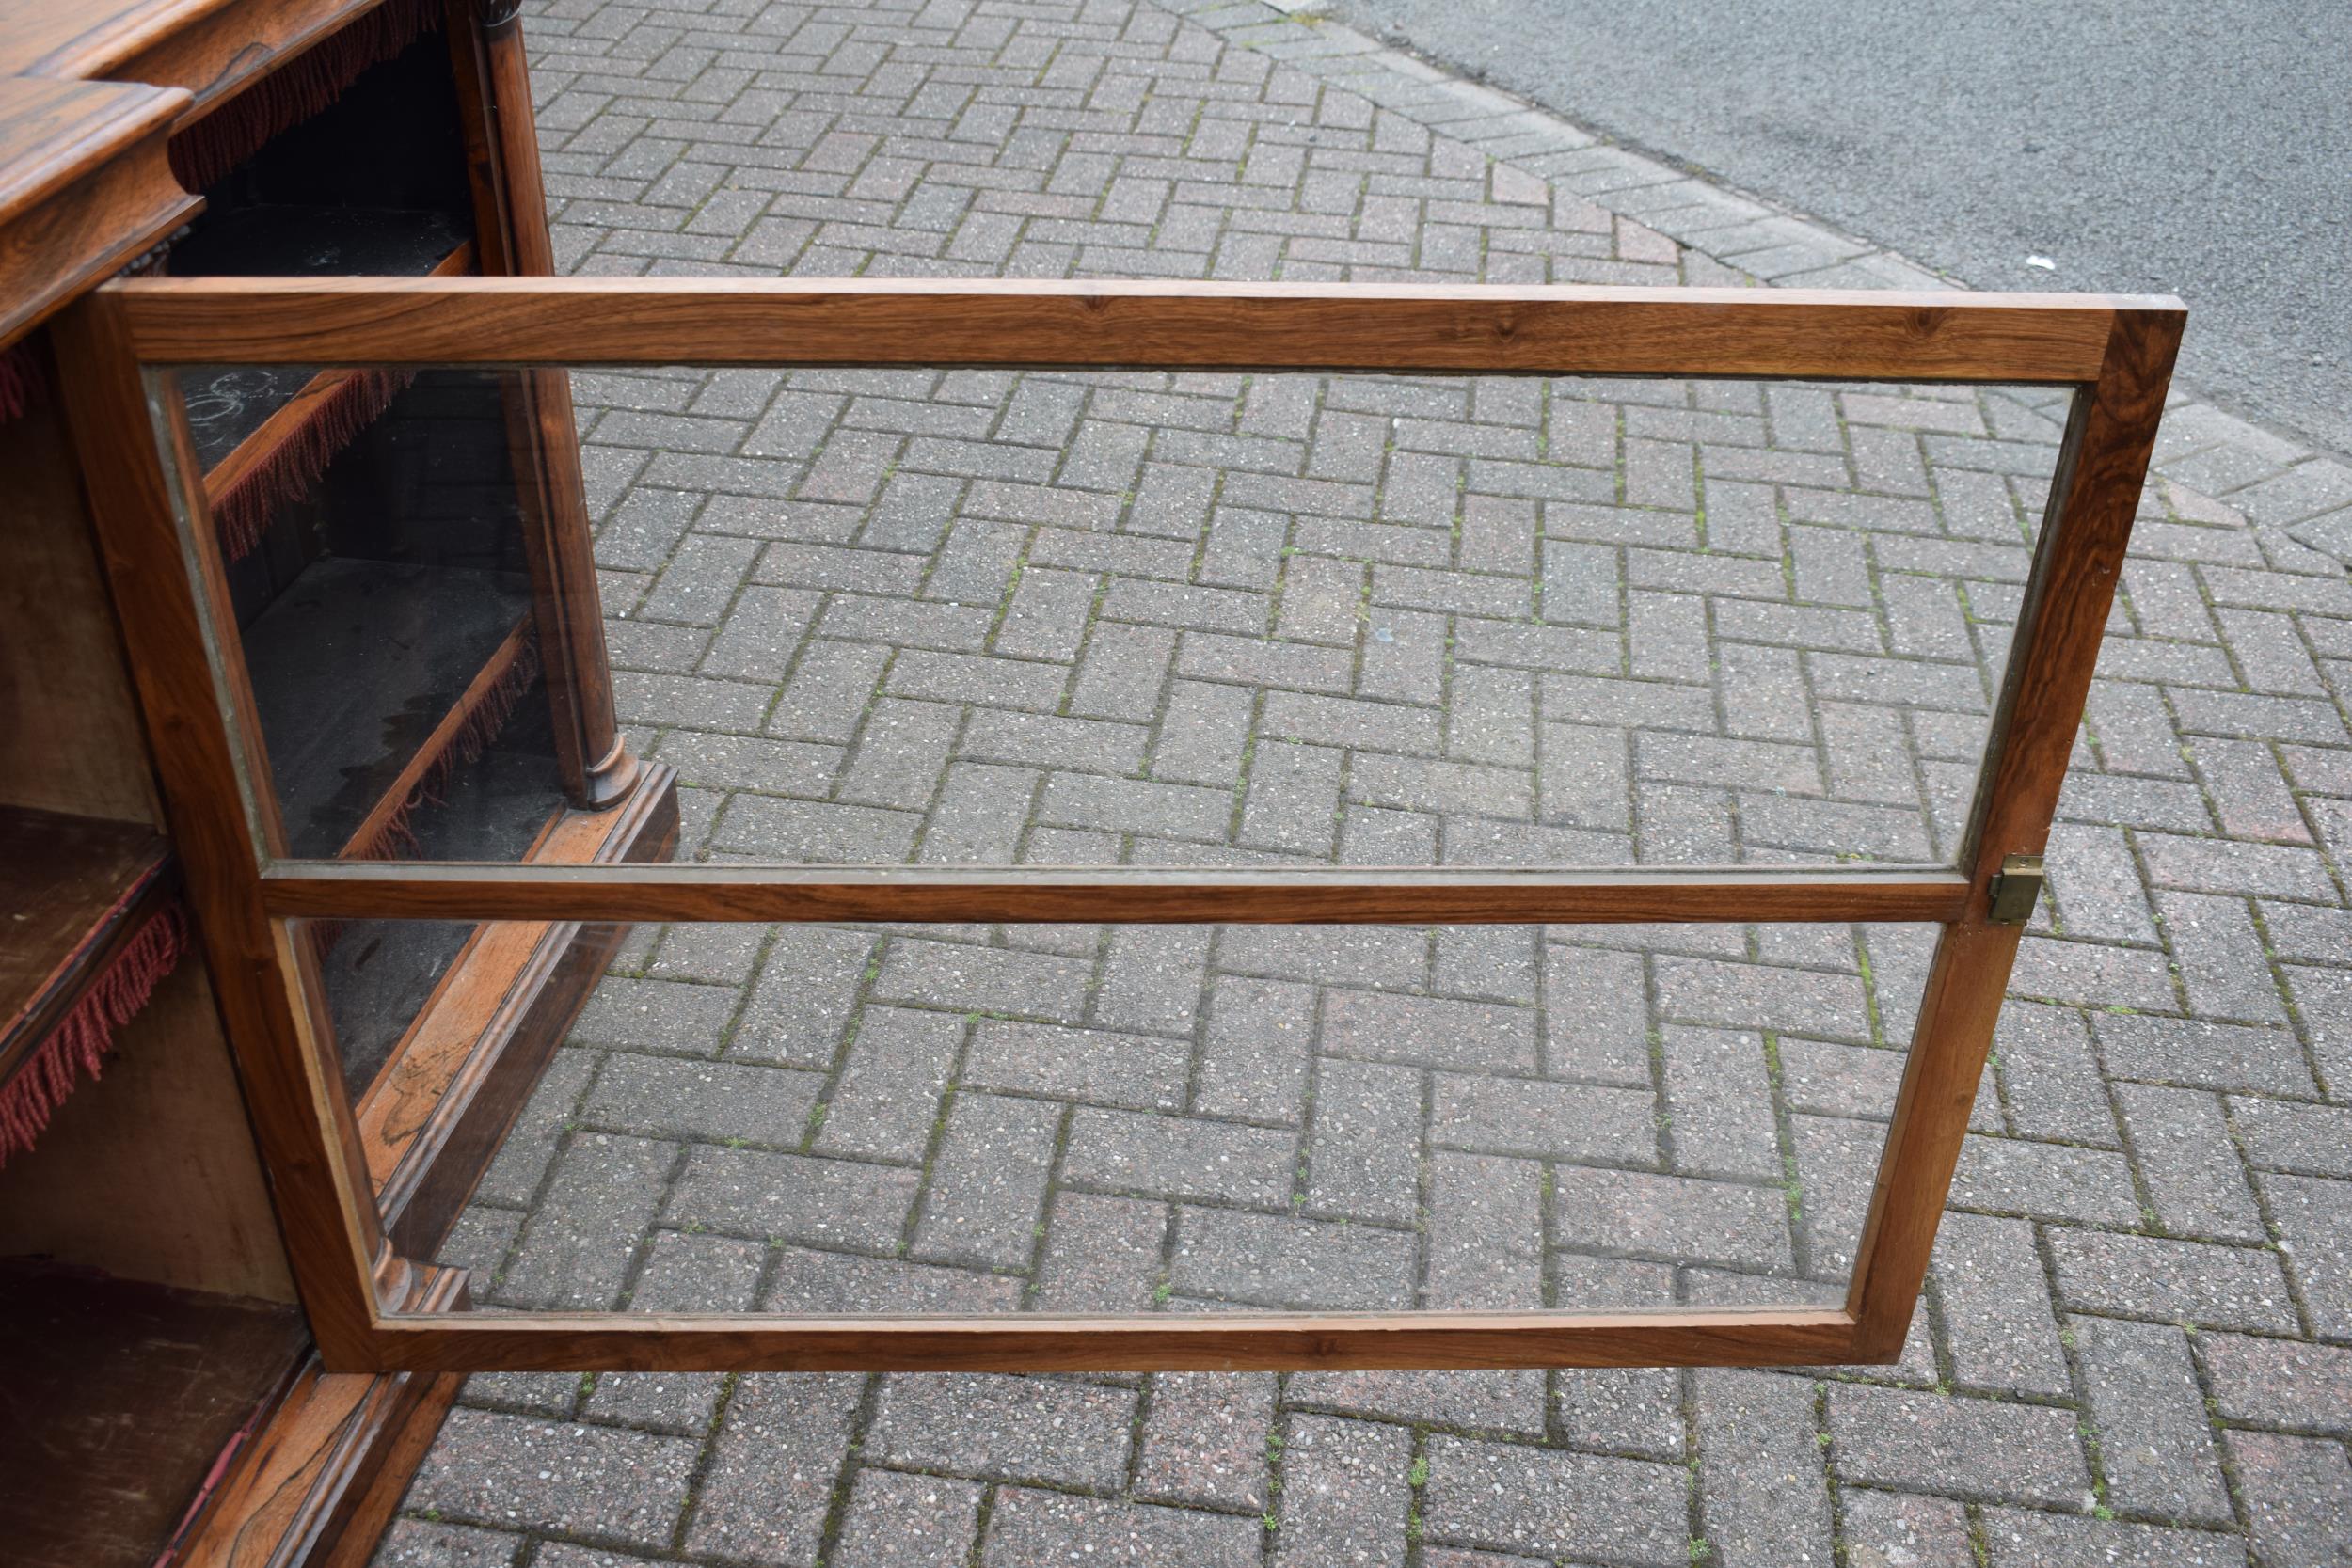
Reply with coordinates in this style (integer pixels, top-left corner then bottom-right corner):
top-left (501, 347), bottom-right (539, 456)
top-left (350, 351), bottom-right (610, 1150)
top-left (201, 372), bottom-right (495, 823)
top-left (1986, 854), bottom-right (2045, 925)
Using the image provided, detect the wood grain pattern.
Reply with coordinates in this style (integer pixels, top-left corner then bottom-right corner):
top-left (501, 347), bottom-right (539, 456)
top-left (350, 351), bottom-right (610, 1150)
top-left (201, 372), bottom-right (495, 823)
top-left (366, 1306), bottom-right (1857, 1374)
top-left (54, 291), bottom-right (388, 1366)
top-left (1, 0), bottom-right (395, 116)
top-left (260, 861), bottom-right (1972, 925)
top-left (102, 277), bottom-right (2172, 381)
top-left (362, 765), bottom-right (677, 1259)
top-left (0, 959), bottom-right (298, 1301)
top-left (1842, 308), bottom-right (2185, 1358)
top-left (0, 77), bottom-right (197, 351)
top-left (176, 1268), bottom-right (467, 1568)
top-left (0, 372), bottom-right (172, 823)
top-left (0, 807), bottom-right (169, 1073)
top-left (0, 1259), bottom-right (308, 1568)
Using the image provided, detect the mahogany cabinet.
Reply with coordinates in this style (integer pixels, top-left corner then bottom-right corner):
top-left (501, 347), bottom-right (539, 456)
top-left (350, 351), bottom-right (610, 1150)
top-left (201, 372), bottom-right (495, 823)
top-left (0, 1), bottom-right (673, 1562)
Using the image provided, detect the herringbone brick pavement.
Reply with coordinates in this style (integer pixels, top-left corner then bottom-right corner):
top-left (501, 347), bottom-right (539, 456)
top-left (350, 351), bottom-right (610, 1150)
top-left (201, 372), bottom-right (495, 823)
top-left (374, 1), bottom-right (2352, 1565)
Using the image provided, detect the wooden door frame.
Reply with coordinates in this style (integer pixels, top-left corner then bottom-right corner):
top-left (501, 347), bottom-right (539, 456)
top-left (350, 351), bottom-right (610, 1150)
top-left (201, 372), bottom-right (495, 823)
top-left (59, 277), bottom-right (2184, 1374)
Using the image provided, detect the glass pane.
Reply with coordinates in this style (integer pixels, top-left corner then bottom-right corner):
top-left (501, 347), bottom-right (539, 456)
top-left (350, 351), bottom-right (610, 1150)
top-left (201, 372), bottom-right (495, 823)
top-left (309, 919), bottom-right (1943, 1332)
top-left (158, 366), bottom-right (2070, 873)
top-left (172, 366), bottom-right (564, 863)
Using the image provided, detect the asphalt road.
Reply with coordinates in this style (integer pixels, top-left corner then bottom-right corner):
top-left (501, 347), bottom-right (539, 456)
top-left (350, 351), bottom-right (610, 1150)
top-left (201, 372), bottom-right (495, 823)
top-left (1327, 0), bottom-right (2352, 457)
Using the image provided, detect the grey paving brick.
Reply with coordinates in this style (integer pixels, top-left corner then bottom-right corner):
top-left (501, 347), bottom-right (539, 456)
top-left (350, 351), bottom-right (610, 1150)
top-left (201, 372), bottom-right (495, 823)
top-left (869, 1374), bottom-right (1135, 1490)
top-left (964, 1019), bottom-right (1190, 1110)
top-left (1094, 925), bottom-right (1212, 1036)
top-left (666, 1144), bottom-right (918, 1251)
top-left (1136, 1371), bottom-right (1275, 1512)
top-left (762, 1248), bottom-right (1021, 1316)
top-left (475, 1050), bottom-right (596, 1209)
top-left (1977, 1510), bottom-right (2246, 1568)
top-left (497, 1132), bottom-right (675, 1309)
top-left (1543, 942), bottom-right (1652, 1084)
top-left (831, 1469), bottom-right (984, 1568)
top-left (1663, 1025), bottom-right (1781, 1180)
top-left (1065, 1106), bottom-right (1296, 1208)
top-left (1321, 988), bottom-right (1536, 1074)
top-left (1828, 1384), bottom-right (2090, 1510)
top-left (2232, 1096), bottom-right (2352, 1177)
top-left (1695, 1370), bottom-right (1833, 1568)
top-left (1931, 1212), bottom-right (2071, 1398)
top-left (1170, 1205), bottom-right (1418, 1309)
top-left (1421, 1435), bottom-right (1690, 1566)
top-left (2261, 1172), bottom-right (2352, 1338)
top-left (571, 977), bottom-right (739, 1056)
top-left (981, 1489), bottom-right (1262, 1568)
top-left (1195, 975), bottom-right (1317, 1124)
top-left (734, 927), bottom-right (878, 1068)
top-left (1304, 1056), bottom-right (1423, 1226)
top-left (911, 1091), bottom-right (1059, 1270)
top-left (585, 1229), bottom-right (765, 1433)
top-left (1032, 1192), bottom-right (1168, 1314)
top-left (580, 1054), bottom-right (820, 1146)
top-left (1838, 1490), bottom-right (1975, 1568)
top-left (407, 1410), bottom-right (698, 1549)
top-left (1553, 1167), bottom-right (1793, 1275)
top-left (1952, 1134), bottom-right (2143, 1226)
top-left (1425, 1151), bottom-right (1546, 1308)
top-left (2227, 1431), bottom-right (2352, 1568)
top-left (2074, 1315), bottom-right (2233, 1525)
top-left (2117, 1083), bottom-right (2267, 1242)
top-left (874, 939), bottom-right (1091, 1023)
top-left (371, 1520), bottom-right (522, 1568)
top-left (2047, 1229), bottom-right (2299, 1333)
top-left (816, 1006), bottom-right (960, 1163)
top-left (1427, 1069), bottom-right (1655, 1164)
top-left (2092, 1013), bottom-right (2319, 1099)
top-left (1995, 1001), bottom-right (2122, 1146)
top-left (2201, 1332), bottom-right (2352, 1435)
top-left (1275, 1415), bottom-right (1412, 1568)
top-left (1655, 954), bottom-right (1872, 1039)
top-left (682, 1374), bottom-right (863, 1566)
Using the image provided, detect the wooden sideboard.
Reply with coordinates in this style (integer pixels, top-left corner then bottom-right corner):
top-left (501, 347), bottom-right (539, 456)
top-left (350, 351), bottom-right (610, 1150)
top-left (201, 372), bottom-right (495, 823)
top-left (0, 2), bottom-right (674, 1562)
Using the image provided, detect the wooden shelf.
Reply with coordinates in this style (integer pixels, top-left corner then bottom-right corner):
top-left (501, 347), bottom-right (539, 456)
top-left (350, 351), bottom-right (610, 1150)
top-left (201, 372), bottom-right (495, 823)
top-left (241, 556), bottom-right (538, 859)
top-left (0, 806), bottom-right (172, 1100)
top-left (0, 1259), bottom-right (308, 1568)
top-left (190, 238), bottom-right (474, 500)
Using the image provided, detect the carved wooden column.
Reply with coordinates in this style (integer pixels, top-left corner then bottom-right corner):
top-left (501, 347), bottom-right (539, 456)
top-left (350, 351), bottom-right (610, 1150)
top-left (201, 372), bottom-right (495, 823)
top-left (447, 0), bottom-right (640, 811)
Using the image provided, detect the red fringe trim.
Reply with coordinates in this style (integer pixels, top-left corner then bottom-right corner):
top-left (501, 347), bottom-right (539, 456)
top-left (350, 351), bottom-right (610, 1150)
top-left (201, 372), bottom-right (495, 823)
top-left (0, 340), bottom-right (44, 424)
top-left (311, 632), bottom-right (542, 958)
top-left (166, 0), bottom-right (445, 194)
top-left (354, 630), bottom-right (543, 862)
top-left (213, 368), bottom-right (414, 562)
top-left (0, 901), bottom-right (191, 1166)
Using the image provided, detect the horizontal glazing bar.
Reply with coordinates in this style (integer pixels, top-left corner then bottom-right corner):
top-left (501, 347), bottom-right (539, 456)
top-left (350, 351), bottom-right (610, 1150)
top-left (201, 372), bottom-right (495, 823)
top-left (260, 861), bottom-right (1974, 925)
top-left (369, 1307), bottom-right (1860, 1373)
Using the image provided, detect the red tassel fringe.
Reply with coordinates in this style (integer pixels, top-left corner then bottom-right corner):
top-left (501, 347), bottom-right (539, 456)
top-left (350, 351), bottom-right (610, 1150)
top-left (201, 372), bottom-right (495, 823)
top-left (166, 0), bottom-right (444, 195)
top-left (0, 340), bottom-right (43, 425)
top-left (311, 632), bottom-right (542, 958)
top-left (353, 630), bottom-right (543, 862)
top-left (213, 368), bottom-right (414, 562)
top-left (0, 901), bottom-right (191, 1166)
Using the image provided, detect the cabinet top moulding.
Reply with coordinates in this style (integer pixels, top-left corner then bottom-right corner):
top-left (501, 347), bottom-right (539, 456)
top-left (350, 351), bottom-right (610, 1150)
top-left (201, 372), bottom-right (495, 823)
top-left (0, 0), bottom-right (402, 106)
top-left (0, 0), bottom-right (423, 350)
